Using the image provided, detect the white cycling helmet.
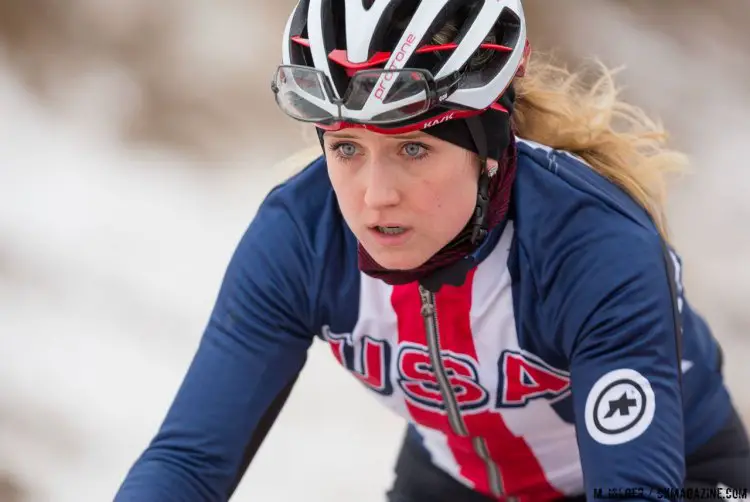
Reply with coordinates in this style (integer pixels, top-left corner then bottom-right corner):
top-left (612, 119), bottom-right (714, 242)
top-left (273, 0), bottom-right (528, 131)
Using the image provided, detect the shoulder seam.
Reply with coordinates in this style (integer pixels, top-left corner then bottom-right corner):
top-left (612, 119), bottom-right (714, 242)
top-left (516, 139), bottom-right (660, 237)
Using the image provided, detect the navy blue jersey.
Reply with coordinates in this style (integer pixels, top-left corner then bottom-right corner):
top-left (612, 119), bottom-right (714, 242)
top-left (115, 139), bottom-right (730, 501)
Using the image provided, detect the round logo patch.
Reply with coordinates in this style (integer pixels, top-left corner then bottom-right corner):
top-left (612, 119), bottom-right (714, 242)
top-left (584, 368), bottom-right (655, 445)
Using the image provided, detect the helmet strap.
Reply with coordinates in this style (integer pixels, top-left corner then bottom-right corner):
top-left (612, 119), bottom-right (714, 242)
top-left (465, 116), bottom-right (491, 245)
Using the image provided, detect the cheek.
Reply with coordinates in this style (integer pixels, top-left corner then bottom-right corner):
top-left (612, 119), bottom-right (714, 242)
top-left (327, 162), bottom-right (362, 215)
top-left (419, 166), bottom-right (477, 235)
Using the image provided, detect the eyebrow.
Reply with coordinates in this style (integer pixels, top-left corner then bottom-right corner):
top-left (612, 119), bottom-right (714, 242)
top-left (384, 131), bottom-right (428, 140)
top-left (325, 132), bottom-right (359, 140)
top-left (325, 131), bottom-right (428, 141)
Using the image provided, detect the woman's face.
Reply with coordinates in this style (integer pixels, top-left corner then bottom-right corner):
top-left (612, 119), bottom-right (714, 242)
top-left (324, 128), bottom-right (481, 271)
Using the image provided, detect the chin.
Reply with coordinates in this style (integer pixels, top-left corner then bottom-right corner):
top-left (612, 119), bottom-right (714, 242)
top-left (366, 248), bottom-right (430, 271)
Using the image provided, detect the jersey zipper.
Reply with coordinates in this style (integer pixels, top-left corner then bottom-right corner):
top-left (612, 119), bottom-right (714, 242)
top-left (418, 285), bottom-right (506, 499)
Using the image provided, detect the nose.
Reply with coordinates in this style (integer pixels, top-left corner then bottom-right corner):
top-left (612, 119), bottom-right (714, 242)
top-left (362, 159), bottom-right (401, 210)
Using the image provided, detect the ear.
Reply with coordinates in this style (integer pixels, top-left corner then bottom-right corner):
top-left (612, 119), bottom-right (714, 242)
top-left (515, 40), bottom-right (532, 78)
top-left (486, 158), bottom-right (500, 177)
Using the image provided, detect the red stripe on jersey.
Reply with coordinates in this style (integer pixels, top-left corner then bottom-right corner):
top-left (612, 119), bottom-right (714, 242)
top-left (392, 270), bottom-right (563, 500)
top-left (392, 278), bottom-right (491, 493)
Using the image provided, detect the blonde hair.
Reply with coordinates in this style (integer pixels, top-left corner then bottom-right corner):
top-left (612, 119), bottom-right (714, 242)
top-left (513, 54), bottom-right (688, 242)
top-left (433, 23), bottom-right (689, 242)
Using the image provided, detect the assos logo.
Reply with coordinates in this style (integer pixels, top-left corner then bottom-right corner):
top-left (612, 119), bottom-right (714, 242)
top-left (374, 33), bottom-right (417, 101)
top-left (422, 113), bottom-right (455, 129)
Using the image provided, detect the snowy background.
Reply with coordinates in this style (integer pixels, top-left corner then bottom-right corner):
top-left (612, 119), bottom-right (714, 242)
top-left (0, 1), bottom-right (748, 501)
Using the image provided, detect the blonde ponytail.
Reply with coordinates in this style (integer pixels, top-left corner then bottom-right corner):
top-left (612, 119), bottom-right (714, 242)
top-left (513, 53), bottom-right (689, 242)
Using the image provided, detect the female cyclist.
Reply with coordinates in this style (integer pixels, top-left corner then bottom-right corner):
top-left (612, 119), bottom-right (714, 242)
top-left (115, 1), bottom-right (749, 500)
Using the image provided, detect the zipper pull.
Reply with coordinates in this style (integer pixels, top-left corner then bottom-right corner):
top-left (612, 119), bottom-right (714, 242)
top-left (418, 286), bottom-right (435, 317)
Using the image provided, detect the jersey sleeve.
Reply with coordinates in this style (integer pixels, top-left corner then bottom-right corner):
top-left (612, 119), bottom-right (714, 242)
top-left (114, 191), bottom-right (318, 501)
top-left (546, 220), bottom-right (685, 500)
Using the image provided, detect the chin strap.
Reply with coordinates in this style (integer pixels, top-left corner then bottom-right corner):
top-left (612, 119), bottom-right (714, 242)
top-left (465, 115), bottom-right (491, 246)
top-left (472, 167), bottom-right (491, 245)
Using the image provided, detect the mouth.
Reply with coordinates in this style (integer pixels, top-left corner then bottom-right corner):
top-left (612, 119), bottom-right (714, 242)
top-left (373, 225), bottom-right (408, 235)
top-left (367, 224), bottom-right (413, 246)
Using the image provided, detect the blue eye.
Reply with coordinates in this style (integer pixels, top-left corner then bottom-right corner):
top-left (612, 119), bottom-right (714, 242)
top-left (327, 141), bottom-right (358, 161)
top-left (339, 143), bottom-right (357, 156)
top-left (402, 142), bottom-right (429, 160)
